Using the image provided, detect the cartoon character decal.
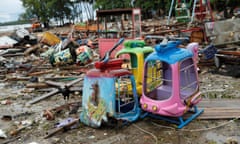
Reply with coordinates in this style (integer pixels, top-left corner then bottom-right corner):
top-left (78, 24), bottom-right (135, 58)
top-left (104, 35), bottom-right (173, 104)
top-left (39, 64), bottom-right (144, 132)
top-left (80, 77), bottom-right (115, 127)
top-left (89, 82), bottom-right (99, 106)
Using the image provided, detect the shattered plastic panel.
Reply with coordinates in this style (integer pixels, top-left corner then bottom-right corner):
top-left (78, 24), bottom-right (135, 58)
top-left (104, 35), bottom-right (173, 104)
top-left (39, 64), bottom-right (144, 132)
top-left (205, 18), bottom-right (240, 45)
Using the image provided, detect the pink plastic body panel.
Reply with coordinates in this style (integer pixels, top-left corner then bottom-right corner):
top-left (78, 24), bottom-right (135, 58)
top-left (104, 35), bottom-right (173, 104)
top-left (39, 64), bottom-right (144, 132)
top-left (140, 64), bottom-right (187, 117)
top-left (140, 43), bottom-right (201, 117)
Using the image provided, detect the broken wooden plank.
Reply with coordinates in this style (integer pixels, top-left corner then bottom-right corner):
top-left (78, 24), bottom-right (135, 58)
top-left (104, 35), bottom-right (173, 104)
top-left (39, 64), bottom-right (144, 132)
top-left (44, 118), bottom-right (79, 139)
top-left (23, 45), bottom-right (40, 56)
top-left (2, 53), bottom-right (24, 57)
top-left (6, 76), bottom-right (31, 81)
top-left (218, 50), bottom-right (240, 56)
top-left (195, 99), bottom-right (240, 120)
top-left (27, 89), bottom-right (59, 105)
top-left (198, 99), bottom-right (240, 108)
top-left (28, 70), bottom-right (53, 76)
top-left (0, 136), bottom-right (21, 144)
top-left (27, 76), bottom-right (83, 104)
top-left (197, 108), bottom-right (240, 120)
top-left (26, 83), bottom-right (49, 88)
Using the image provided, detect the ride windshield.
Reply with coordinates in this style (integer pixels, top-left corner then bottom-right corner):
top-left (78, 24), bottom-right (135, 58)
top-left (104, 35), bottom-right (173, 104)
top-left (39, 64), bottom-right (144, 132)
top-left (143, 58), bottom-right (198, 101)
top-left (115, 75), bottom-right (135, 113)
top-left (144, 60), bottom-right (172, 100)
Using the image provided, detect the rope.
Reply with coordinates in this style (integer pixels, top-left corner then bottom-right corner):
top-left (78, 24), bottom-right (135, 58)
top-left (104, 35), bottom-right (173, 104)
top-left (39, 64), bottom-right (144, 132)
top-left (132, 123), bottom-right (158, 144)
top-left (151, 116), bottom-right (240, 132)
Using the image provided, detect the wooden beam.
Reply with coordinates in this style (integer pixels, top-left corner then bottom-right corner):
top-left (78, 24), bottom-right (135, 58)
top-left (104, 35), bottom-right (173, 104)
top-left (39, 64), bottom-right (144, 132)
top-left (195, 99), bottom-right (240, 120)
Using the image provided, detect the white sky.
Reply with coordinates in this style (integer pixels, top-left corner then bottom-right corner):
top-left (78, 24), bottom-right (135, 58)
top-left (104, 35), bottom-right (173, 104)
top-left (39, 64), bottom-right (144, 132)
top-left (0, 0), bottom-right (24, 23)
top-left (0, 0), bottom-right (93, 23)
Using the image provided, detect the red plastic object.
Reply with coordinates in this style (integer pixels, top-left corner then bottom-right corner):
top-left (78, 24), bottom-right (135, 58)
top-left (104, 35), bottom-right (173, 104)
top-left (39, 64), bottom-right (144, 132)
top-left (95, 58), bottom-right (123, 71)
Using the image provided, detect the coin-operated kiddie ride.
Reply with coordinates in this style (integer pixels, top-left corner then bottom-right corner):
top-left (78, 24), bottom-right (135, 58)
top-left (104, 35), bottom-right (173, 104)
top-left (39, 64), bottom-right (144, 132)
top-left (140, 40), bottom-right (204, 128)
top-left (80, 38), bottom-right (142, 128)
top-left (115, 40), bottom-right (154, 95)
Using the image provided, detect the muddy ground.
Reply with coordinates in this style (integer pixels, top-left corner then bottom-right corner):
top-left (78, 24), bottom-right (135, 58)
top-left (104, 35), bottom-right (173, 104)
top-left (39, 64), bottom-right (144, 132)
top-left (0, 62), bottom-right (240, 144)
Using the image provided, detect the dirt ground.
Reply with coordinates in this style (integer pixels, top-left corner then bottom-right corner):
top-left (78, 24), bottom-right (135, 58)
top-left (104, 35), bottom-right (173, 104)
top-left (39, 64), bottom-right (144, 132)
top-left (0, 61), bottom-right (240, 144)
top-left (1, 26), bottom-right (240, 144)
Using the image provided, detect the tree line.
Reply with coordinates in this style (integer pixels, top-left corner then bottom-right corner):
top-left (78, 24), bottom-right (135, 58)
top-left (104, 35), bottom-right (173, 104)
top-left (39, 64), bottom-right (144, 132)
top-left (19, 0), bottom-right (240, 27)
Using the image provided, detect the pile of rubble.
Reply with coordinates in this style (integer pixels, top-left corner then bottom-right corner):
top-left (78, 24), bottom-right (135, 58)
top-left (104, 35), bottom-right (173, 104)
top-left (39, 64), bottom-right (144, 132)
top-left (0, 26), bottom-right (100, 143)
top-left (0, 26), bottom-right (99, 79)
top-left (0, 17), bottom-right (240, 143)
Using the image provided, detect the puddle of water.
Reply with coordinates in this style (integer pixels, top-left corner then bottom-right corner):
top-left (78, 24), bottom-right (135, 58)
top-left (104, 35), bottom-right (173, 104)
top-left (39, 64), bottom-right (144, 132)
top-left (0, 83), bottom-right (5, 87)
top-left (206, 131), bottom-right (240, 144)
top-left (0, 82), bottom-right (24, 97)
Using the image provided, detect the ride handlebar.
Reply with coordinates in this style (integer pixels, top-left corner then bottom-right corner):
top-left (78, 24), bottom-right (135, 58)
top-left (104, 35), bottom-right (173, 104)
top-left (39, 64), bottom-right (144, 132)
top-left (101, 38), bottom-right (125, 63)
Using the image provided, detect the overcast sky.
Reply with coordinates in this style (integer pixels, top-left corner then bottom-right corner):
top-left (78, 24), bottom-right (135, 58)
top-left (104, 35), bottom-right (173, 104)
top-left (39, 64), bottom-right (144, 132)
top-left (0, 0), bottom-right (24, 23)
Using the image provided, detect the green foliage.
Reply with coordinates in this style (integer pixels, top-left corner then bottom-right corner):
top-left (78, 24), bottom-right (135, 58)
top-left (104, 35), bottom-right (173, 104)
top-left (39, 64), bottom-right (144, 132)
top-left (95, 0), bottom-right (168, 19)
top-left (0, 20), bottom-right (30, 26)
top-left (20, 0), bottom-right (96, 25)
top-left (20, 0), bottom-right (77, 26)
top-left (95, 0), bottom-right (116, 9)
top-left (16, 0), bottom-right (240, 26)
